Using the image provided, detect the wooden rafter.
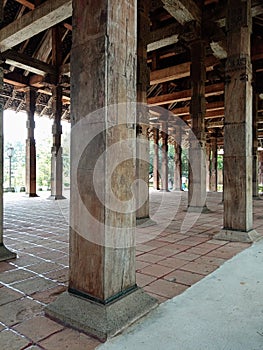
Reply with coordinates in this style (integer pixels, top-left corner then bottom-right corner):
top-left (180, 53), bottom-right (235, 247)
top-left (150, 55), bottom-right (218, 85)
top-left (0, 0), bottom-right (72, 52)
top-left (148, 83), bottom-right (224, 106)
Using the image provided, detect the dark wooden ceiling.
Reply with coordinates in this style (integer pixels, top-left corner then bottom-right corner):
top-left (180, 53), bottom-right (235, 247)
top-left (0, 0), bottom-right (262, 142)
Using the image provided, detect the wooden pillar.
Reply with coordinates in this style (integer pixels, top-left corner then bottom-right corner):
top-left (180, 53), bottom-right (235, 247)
top-left (252, 91), bottom-right (259, 198)
top-left (136, 0), bottom-right (150, 220)
top-left (206, 142), bottom-right (211, 192)
top-left (0, 61), bottom-right (16, 261)
top-left (50, 26), bottom-right (65, 200)
top-left (153, 127), bottom-right (160, 190)
top-left (161, 120), bottom-right (169, 191)
top-left (210, 137), bottom-right (218, 192)
top-left (25, 87), bottom-right (38, 197)
top-left (173, 134), bottom-right (182, 191)
top-left (188, 32), bottom-right (208, 211)
top-left (50, 85), bottom-right (65, 200)
top-left (259, 151), bottom-right (263, 187)
top-left (46, 0), bottom-right (157, 340)
top-left (215, 0), bottom-right (259, 242)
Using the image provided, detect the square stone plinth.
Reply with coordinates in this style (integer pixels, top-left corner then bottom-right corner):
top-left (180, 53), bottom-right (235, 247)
top-left (215, 229), bottom-right (262, 243)
top-left (45, 288), bottom-right (158, 341)
top-left (0, 244), bottom-right (16, 262)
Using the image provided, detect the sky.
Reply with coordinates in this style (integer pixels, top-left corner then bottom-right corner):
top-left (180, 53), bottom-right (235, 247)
top-left (3, 110), bottom-right (71, 145)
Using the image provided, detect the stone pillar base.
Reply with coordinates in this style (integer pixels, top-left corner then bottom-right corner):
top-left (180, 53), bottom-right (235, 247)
top-left (187, 205), bottom-right (211, 214)
top-left (48, 195), bottom-right (66, 201)
top-left (136, 217), bottom-right (156, 227)
top-left (214, 229), bottom-right (262, 243)
top-left (45, 288), bottom-right (157, 342)
top-left (28, 194), bottom-right (39, 198)
top-left (0, 244), bottom-right (16, 262)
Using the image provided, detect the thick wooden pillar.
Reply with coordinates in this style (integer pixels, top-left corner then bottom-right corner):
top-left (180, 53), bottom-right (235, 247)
top-left (188, 35), bottom-right (208, 211)
top-left (25, 87), bottom-right (38, 197)
top-left (252, 91), bottom-right (259, 198)
top-left (153, 127), bottom-right (160, 190)
top-left (50, 85), bottom-right (65, 200)
top-left (46, 0), bottom-right (157, 340)
top-left (215, 0), bottom-right (259, 242)
top-left (136, 0), bottom-right (150, 220)
top-left (173, 136), bottom-right (182, 191)
top-left (0, 62), bottom-right (16, 261)
top-left (210, 137), bottom-right (218, 192)
top-left (161, 120), bottom-right (169, 191)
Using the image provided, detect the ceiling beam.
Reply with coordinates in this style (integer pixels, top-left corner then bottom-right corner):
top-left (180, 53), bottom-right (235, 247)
top-left (148, 82), bottom-right (224, 106)
top-left (162, 0), bottom-right (201, 25)
top-left (150, 55), bottom-right (218, 85)
top-left (171, 101), bottom-right (224, 117)
top-left (1, 50), bottom-right (56, 75)
top-left (3, 72), bottom-right (28, 87)
top-left (213, 0), bottom-right (263, 27)
top-left (0, 0), bottom-right (72, 52)
top-left (147, 22), bottom-right (181, 52)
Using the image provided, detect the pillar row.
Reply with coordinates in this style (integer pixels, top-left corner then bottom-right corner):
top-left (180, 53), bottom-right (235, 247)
top-left (136, 0), bottom-right (151, 221)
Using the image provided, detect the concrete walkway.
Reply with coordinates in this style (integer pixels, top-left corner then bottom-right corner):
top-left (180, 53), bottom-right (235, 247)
top-left (98, 238), bottom-right (263, 350)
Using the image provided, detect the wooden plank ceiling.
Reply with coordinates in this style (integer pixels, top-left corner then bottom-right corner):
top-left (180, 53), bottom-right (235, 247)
top-left (0, 0), bottom-right (262, 141)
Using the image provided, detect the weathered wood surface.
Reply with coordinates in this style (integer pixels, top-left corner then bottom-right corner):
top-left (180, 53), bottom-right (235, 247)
top-left (188, 37), bottom-right (207, 209)
top-left (25, 87), bottom-right (37, 197)
top-left (223, 0), bottom-right (253, 231)
top-left (0, 0), bottom-right (72, 52)
top-left (70, 0), bottom-right (137, 301)
top-left (150, 56), bottom-right (218, 85)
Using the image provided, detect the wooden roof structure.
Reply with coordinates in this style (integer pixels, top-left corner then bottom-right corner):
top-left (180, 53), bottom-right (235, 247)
top-left (0, 0), bottom-right (262, 140)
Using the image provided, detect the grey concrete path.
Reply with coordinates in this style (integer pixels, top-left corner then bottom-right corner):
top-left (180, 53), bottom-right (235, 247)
top-left (98, 239), bottom-right (263, 350)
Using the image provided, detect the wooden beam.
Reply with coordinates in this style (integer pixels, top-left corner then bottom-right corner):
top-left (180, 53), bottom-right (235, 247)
top-left (33, 29), bottom-right (52, 62)
top-left (150, 55), bottom-right (218, 85)
top-left (148, 82), bottom-right (224, 106)
top-left (63, 22), bottom-right (72, 31)
top-left (60, 63), bottom-right (70, 76)
top-left (0, 0), bottom-right (72, 52)
top-left (171, 101), bottom-right (224, 117)
top-left (162, 0), bottom-right (201, 25)
top-left (147, 34), bottom-right (178, 52)
top-left (147, 22), bottom-right (181, 52)
top-left (3, 72), bottom-right (28, 87)
top-left (2, 50), bottom-right (56, 75)
top-left (29, 74), bottom-right (44, 87)
top-left (14, 0), bottom-right (35, 10)
top-left (210, 41), bottom-right (227, 59)
top-left (207, 120), bottom-right (224, 128)
top-left (213, 0), bottom-right (263, 27)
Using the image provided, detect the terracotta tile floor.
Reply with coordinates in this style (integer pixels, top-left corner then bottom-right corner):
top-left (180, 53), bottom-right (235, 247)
top-left (0, 190), bottom-right (262, 349)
